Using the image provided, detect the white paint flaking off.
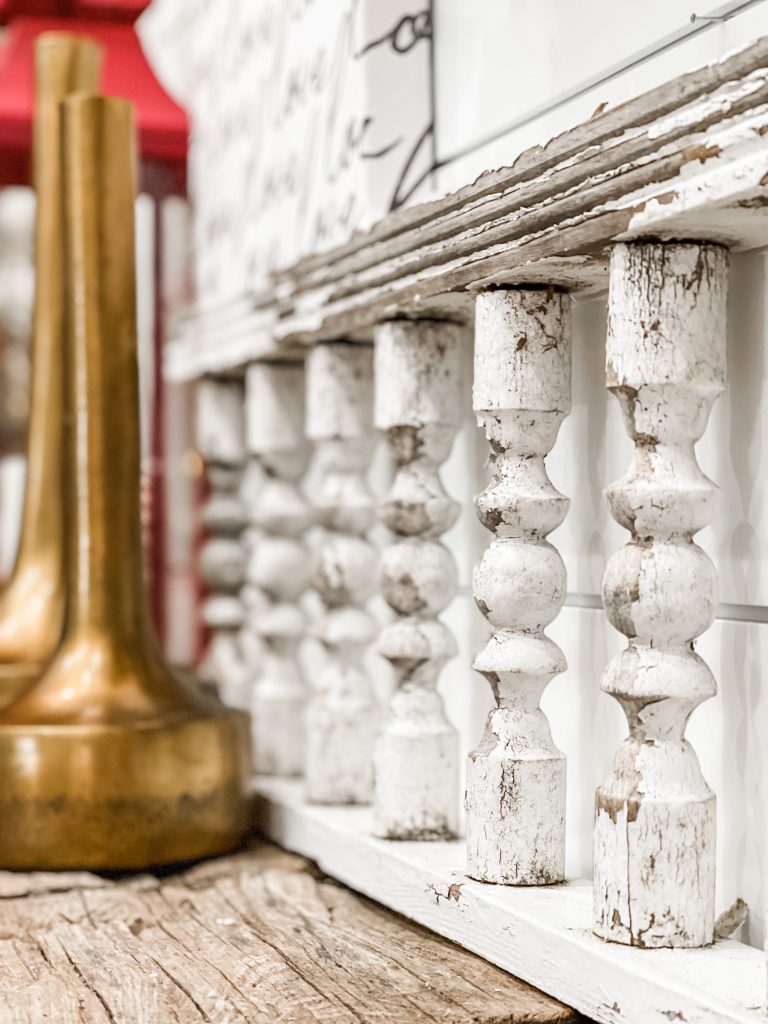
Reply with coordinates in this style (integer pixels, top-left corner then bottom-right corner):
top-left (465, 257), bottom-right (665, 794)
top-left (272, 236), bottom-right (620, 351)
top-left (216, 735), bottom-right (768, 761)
top-left (372, 320), bottom-right (464, 840)
top-left (595, 242), bottom-right (727, 949)
top-left (646, 66), bottom-right (768, 140)
top-left (467, 289), bottom-right (571, 885)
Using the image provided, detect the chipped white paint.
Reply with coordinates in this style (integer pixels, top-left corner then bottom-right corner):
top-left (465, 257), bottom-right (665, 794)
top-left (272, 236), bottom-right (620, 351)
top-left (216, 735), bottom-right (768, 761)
top-left (195, 377), bottom-right (247, 701)
top-left (244, 362), bottom-right (312, 776)
top-left (304, 341), bottom-right (379, 805)
top-left (623, 103), bottom-right (768, 250)
top-left (372, 320), bottom-right (463, 840)
top-left (166, 44), bottom-right (768, 381)
top-left (253, 776), bottom-right (767, 1024)
top-left (468, 289), bottom-right (571, 885)
top-left (595, 242), bottom-right (728, 949)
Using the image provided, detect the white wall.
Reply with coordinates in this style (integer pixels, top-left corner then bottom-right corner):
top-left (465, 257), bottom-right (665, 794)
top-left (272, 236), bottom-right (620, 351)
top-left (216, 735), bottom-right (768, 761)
top-left (140, 0), bottom-right (433, 302)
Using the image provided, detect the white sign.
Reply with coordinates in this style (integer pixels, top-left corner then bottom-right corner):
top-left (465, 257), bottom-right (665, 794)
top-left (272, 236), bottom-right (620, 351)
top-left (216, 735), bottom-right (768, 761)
top-left (141, 0), bottom-right (433, 304)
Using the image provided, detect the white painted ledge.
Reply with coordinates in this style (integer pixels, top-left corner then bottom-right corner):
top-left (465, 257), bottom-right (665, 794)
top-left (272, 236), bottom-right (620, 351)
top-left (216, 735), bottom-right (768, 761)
top-left (253, 776), bottom-right (766, 1024)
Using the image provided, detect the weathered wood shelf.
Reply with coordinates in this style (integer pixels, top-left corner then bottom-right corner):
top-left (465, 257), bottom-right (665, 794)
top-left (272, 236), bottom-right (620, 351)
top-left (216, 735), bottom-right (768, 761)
top-left (0, 839), bottom-right (577, 1024)
top-left (253, 776), bottom-right (767, 1024)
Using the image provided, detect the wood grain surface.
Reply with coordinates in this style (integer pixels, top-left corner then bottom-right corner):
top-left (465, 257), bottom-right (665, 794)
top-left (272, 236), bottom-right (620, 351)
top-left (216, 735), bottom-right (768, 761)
top-left (0, 840), bottom-right (580, 1023)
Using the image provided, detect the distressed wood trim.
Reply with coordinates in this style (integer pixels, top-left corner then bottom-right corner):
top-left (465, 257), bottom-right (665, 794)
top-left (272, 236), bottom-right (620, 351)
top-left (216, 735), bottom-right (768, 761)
top-left (468, 289), bottom-right (571, 885)
top-left (372, 320), bottom-right (464, 841)
top-left (595, 242), bottom-right (727, 948)
top-left (166, 39), bottom-right (768, 380)
top-left (253, 776), bottom-right (767, 1024)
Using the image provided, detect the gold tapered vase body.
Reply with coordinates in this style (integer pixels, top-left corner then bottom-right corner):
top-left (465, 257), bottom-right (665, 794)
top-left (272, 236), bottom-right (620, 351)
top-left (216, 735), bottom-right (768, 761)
top-left (0, 35), bottom-right (101, 707)
top-left (0, 95), bottom-right (251, 870)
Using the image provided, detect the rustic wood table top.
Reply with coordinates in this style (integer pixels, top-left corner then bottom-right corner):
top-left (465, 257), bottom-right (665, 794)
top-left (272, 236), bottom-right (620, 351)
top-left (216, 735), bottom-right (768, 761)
top-left (0, 840), bottom-right (580, 1023)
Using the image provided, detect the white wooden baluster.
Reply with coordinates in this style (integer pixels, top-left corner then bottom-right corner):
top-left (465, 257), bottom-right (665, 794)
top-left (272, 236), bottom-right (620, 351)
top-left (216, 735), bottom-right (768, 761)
top-left (237, 457), bottom-right (268, 711)
top-left (245, 361), bottom-right (312, 776)
top-left (196, 375), bottom-right (247, 705)
top-left (305, 341), bottom-right (379, 804)
top-left (595, 242), bottom-right (728, 948)
top-left (372, 320), bottom-right (463, 840)
top-left (468, 289), bottom-right (570, 885)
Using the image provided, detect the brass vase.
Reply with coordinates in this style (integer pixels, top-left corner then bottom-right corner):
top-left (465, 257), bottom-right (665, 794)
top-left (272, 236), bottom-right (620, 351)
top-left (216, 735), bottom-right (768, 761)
top-left (0, 35), bottom-right (101, 708)
top-left (0, 94), bottom-right (252, 870)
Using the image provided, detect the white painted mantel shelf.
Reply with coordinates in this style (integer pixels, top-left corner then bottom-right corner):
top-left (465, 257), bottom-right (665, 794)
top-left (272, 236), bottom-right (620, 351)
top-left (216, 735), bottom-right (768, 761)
top-left (253, 777), bottom-right (765, 1024)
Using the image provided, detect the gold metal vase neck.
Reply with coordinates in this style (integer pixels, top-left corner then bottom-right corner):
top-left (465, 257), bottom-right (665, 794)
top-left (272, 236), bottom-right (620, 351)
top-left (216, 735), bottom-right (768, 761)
top-left (0, 91), bottom-right (251, 870)
top-left (0, 34), bottom-right (101, 705)
top-left (60, 95), bottom-right (147, 653)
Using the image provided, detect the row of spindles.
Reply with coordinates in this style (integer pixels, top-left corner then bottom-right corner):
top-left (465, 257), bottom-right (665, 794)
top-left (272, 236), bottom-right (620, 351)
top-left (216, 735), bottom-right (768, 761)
top-left (197, 240), bottom-right (727, 950)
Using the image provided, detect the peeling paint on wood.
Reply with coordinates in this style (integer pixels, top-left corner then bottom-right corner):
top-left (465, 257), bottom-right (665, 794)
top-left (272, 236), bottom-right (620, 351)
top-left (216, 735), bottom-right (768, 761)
top-left (594, 241), bottom-right (728, 949)
top-left (304, 342), bottom-right (379, 805)
top-left (467, 289), bottom-right (571, 885)
top-left (166, 44), bottom-right (768, 380)
top-left (372, 320), bottom-right (464, 840)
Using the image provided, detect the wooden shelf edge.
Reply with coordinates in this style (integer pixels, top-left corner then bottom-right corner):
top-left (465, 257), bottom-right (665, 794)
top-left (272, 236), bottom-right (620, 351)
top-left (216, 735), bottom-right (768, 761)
top-left (252, 776), bottom-right (766, 1024)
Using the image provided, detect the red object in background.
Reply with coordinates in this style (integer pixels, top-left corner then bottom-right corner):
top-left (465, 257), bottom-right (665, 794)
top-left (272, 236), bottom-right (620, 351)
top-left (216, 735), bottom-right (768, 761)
top-left (0, 1), bottom-right (148, 22)
top-left (0, 13), bottom-right (187, 193)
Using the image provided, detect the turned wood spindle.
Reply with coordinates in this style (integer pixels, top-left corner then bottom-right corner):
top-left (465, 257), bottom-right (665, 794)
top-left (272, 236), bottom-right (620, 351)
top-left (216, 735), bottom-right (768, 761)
top-left (196, 376), bottom-right (248, 706)
top-left (245, 361), bottom-right (312, 776)
top-left (372, 320), bottom-right (462, 840)
top-left (238, 456), bottom-right (268, 707)
top-left (305, 341), bottom-right (379, 804)
top-left (594, 241), bottom-right (727, 948)
top-left (468, 289), bottom-right (571, 885)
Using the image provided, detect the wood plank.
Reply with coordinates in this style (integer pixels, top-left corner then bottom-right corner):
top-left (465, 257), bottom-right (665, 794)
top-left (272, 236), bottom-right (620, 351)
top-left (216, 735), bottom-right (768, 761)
top-left (0, 838), bottom-right (578, 1024)
top-left (252, 776), bottom-right (767, 1024)
top-left (165, 39), bottom-right (768, 380)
